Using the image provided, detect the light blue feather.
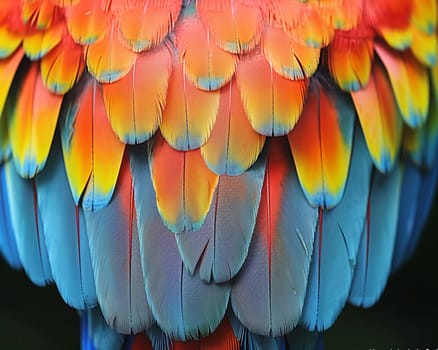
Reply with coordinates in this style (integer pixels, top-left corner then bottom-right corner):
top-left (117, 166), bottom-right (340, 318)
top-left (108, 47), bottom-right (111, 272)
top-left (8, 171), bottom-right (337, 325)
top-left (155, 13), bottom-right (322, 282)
top-left (301, 127), bottom-right (372, 330)
top-left (130, 146), bottom-right (230, 341)
top-left (3, 158), bottom-right (52, 285)
top-left (230, 139), bottom-right (318, 336)
top-left (35, 140), bottom-right (97, 309)
top-left (391, 161), bottom-right (422, 272)
top-left (87, 308), bottom-right (125, 350)
top-left (349, 163), bottom-right (403, 307)
top-left (84, 157), bottom-right (154, 334)
top-left (0, 164), bottom-right (21, 269)
top-left (146, 325), bottom-right (171, 350)
top-left (405, 152), bottom-right (438, 261)
top-left (175, 154), bottom-right (266, 283)
top-left (229, 313), bottom-right (285, 350)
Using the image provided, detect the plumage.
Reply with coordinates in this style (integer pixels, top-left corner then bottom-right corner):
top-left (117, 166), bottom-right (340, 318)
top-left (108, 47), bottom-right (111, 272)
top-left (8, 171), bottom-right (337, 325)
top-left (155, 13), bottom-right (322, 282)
top-left (349, 164), bottom-right (403, 307)
top-left (201, 78), bottom-right (266, 176)
top-left (231, 139), bottom-right (318, 336)
top-left (300, 127), bottom-right (372, 331)
top-left (149, 134), bottom-right (218, 233)
top-left (236, 54), bottom-right (309, 136)
top-left (35, 138), bottom-right (96, 309)
top-left (0, 0), bottom-right (437, 348)
top-left (288, 78), bottom-right (355, 208)
top-left (130, 147), bottom-right (230, 340)
top-left (176, 153), bottom-right (266, 283)
top-left (84, 156), bottom-right (153, 334)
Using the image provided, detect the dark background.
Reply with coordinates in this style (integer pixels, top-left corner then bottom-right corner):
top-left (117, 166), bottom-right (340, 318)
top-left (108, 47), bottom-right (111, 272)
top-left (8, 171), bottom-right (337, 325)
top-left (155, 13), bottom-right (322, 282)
top-left (0, 203), bottom-right (437, 349)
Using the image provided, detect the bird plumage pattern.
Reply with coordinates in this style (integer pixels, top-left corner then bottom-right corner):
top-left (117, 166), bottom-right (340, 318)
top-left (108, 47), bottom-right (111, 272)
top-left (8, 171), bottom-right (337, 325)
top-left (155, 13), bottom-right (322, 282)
top-left (0, 0), bottom-right (437, 349)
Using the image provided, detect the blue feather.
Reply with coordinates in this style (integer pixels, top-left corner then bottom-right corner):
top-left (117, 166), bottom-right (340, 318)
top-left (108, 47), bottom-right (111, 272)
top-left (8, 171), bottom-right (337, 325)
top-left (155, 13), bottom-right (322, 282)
top-left (229, 313), bottom-right (285, 350)
top-left (87, 308), bottom-right (125, 350)
top-left (405, 152), bottom-right (438, 261)
top-left (349, 163), bottom-right (403, 307)
top-left (3, 158), bottom-right (52, 285)
top-left (84, 156), bottom-right (154, 334)
top-left (301, 127), bottom-right (372, 330)
top-left (176, 154), bottom-right (266, 283)
top-left (35, 140), bottom-right (97, 309)
top-left (145, 325), bottom-right (171, 350)
top-left (231, 139), bottom-right (318, 336)
top-left (130, 146), bottom-right (230, 341)
top-left (391, 161), bottom-right (422, 272)
top-left (0, 164), bottom-right (21, 269)
top-left (81, 311), bottom-right (97, 350)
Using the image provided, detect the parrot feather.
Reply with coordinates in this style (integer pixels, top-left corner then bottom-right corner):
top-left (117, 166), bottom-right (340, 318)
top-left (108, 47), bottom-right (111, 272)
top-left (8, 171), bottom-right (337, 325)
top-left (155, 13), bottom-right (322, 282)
top-left (231, 138), bottom-right (318, 336)
top-left (0, 27), bottom-right (23, 58)
top-left (236, 54), bottom-right (309, 136)
top-left (160, 56), bottom-right (219, 150)
top-left (84, 155), bottom-right (154, 334)
top-left (196, 0), bottom-right (263, 54)
top-left (130, 146), bottom-right (230, 340)
top-left (176, 152), bottom-right (266, 283)
top-left (351, 63), bottom-right (403, 173)
top-left (288, 78), bottom-right (355, 208)
top-left (349, 164), bottom-right (403, 307)
top-left (3, 158), bottom-right (52, 285)
top-left (201, 78), bottom-right (266, 176)
top-left (175, 15), bottom-right (235, 91)
top-left (22, 22), bottom-right (64, 60)
top-left (102, 44), bottom-right (172, 144)
top-left (375, 43), bottom-right (429, 128)
top-left (0, 47), bottom-right (23, 118)
top-left (87, 308), bottom-right (126, 350)
top-left (410, 26), bottom-right (437, 66)
top-left (300, 127), bottom-right (372, 331)
top-left (286, 327), bottom-right (319, 350)
top-left (35, 138), bottom-right (96, 309)
top-left (0, 164), bottom-right (21, 269)
top-left (7, 62), bottom-right (62, 178)
top-left (149, 134), bottom-right (218, 233)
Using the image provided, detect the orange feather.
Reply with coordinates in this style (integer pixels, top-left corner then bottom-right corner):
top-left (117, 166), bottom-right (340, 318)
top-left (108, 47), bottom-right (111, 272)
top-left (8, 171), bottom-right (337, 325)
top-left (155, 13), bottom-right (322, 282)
top-left (0, 47), bottom-right (24, 117)
top-left (102, 43), bottom-right (172, 144)
top-left (201, 78), bottom-right (266, 176)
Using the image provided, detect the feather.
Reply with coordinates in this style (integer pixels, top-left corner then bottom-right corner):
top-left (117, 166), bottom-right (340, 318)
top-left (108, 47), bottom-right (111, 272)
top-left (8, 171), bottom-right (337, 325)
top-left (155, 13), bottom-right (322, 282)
top-left (349, 163), bottom-right (403, 308)
top-left (391, 161), bottom-right (422, 272)
top-left (118, 0), bottom-right (181, 53)
top-left (35, 138), bottom-right (96, 309)
top-left (87, 308), bottom-right (126, 350)
top-left (411, 0), bottom-right (436, 35)
top-left (21, 0), bottom-right (56, 30)
top-left (149, 134), bottom-right (218, 233)
top-left (0, 163), bottom-right (21, 269)
top-left (200, 78), bottom-right (266, 176)
top-left (0, 26), bottom-right (23, 59)
top-left (229, 313), bottom-right (284, 350)
top-left (327, 29), bottom-right (374, 91)
top-left (129, 333), bottom-right (153, 350)
top-left (236, 54), bottom-right (309, 136)
top-left (160, 55), bottom-right (220, 150)
top-left (175, 15), bottom-right (235, 91)
top-left (84, 155), bottom-right (154, 334)
top-left (85, 20), bottom-right (137, 83)
top-left (101, 44), bottom-right (172, 144)
top-left (231, 138), bottom-right (318, 336)
top-left (196, 0), bottom-right (262, 54)
top-left (130, 146), bottom-right (230, 340)
top-left (0, 114), bottom-right (10, 162)
top-left (176, 151), bottom-right (266, 283)
top-left (7, 62), bottom-right (62, 178)
top-left (351, 63), bottom-right (402, 173)
top-left (65, 0), bottom-right (110, 45)
top-left (0, 47), bottom-right (24, 117)
top-left (288, 79), bottom-right (355, 208)
top-left (172, 319), bottom-right (239, 350)
top-left (263, 25), bottom-right (320, 80)
top-left (145, 325), bottom-right (171, 350)
top-left (300, 126), bottom-right (372, 331)
top-left (22, 21), bottom-right (64, 60)
top-left (40, 33), bottom-right (85, 94)
top-left (3, 158), bottom-right (52, 285)
top-left (60, 77), bottom-right (125, 210)
top-left (375, 43), bottom-right (429, 128)
top-left (410, 26), bottom-right (437, 66)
